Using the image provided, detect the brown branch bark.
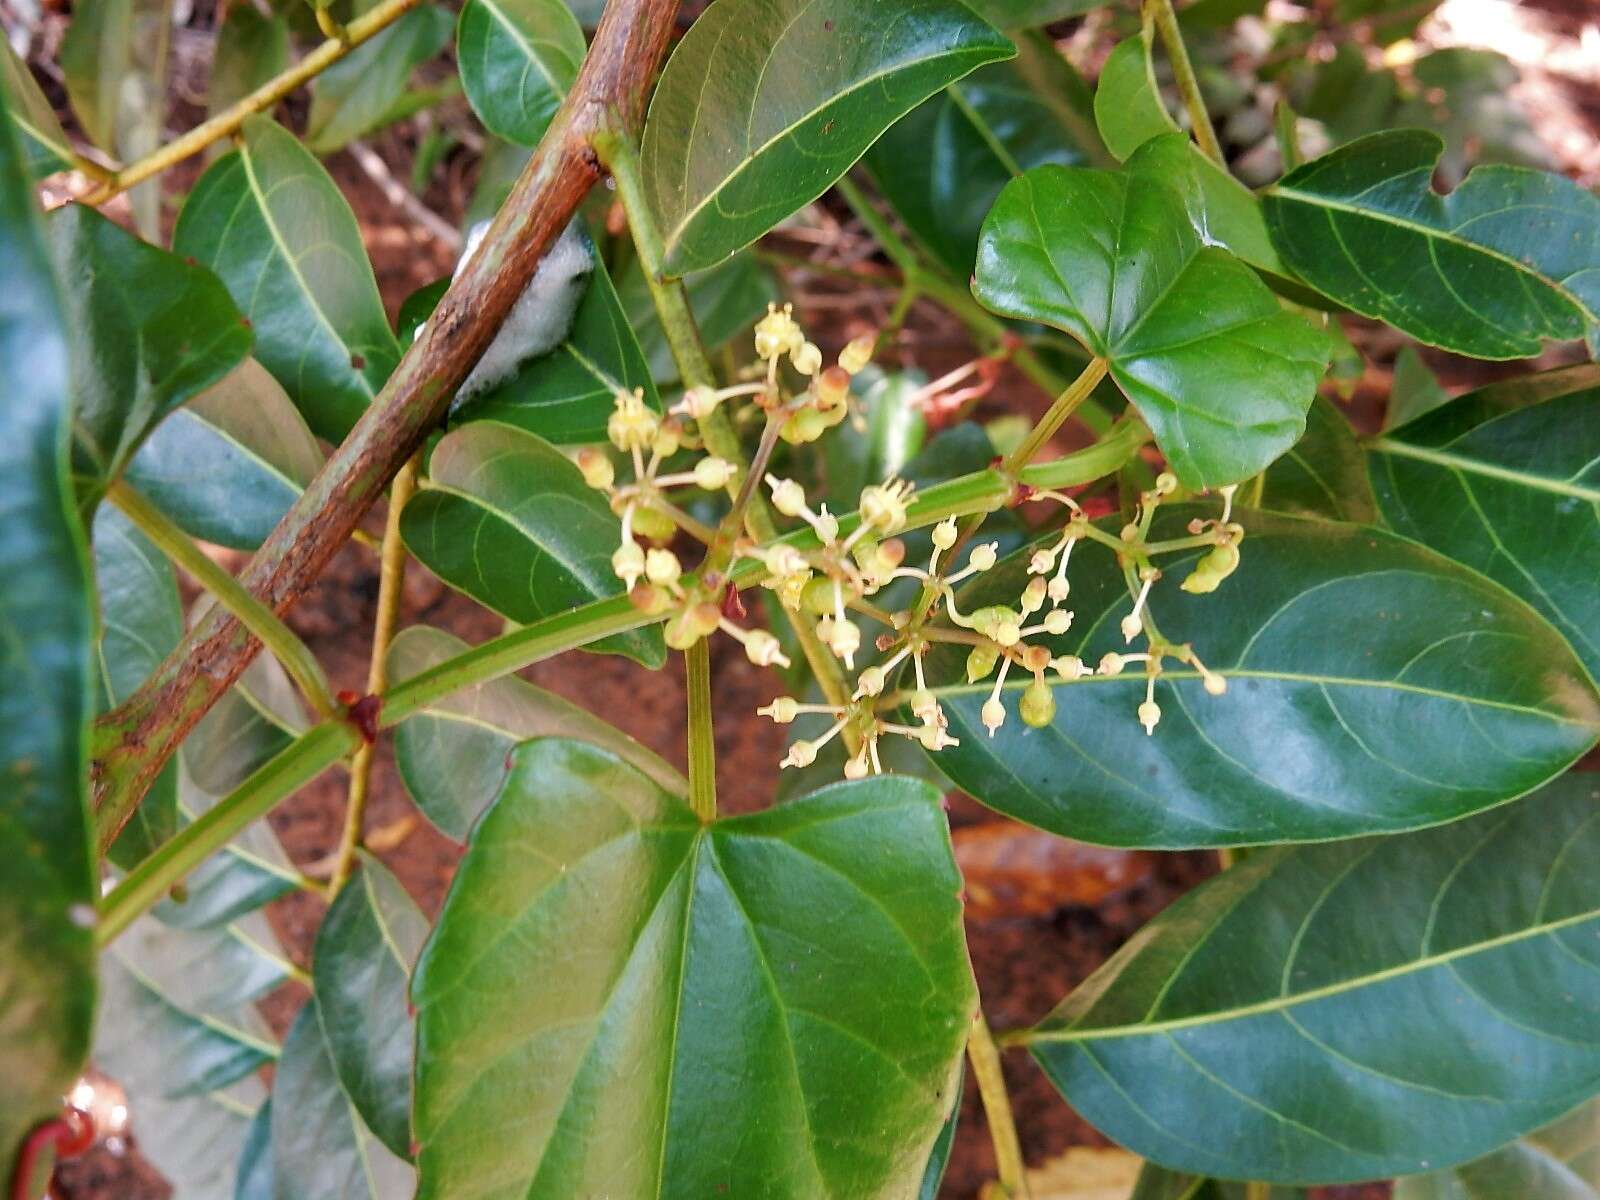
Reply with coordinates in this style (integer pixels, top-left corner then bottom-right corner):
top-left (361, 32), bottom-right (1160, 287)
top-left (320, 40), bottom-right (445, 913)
top-left (91, 0), bottom-right (680, 848)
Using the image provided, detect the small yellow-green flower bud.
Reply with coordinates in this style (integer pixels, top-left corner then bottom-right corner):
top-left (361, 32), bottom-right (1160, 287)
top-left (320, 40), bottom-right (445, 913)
top-left (632, 505), bottom-right (676, 543)
top-left (820, 615), bottom-right (861, 663)
top-left (932, 517), bottom-right (959, 551)
top-left (759, 697), bottom-right (800, 723)
top-left (680, 384), bottom-right (719, 419)
top-left (838, 333), bottom-right (874, 375)
top-left (782, 738), bottom-right (818, 768)
top-left (1138, 699), bottom-right (1161, 735)
top-left (981, 697), bottom-right (1006, 736)
top-left (791, 340), bottom-right (823, 376)
top-left (1029, 547), bottom-right (1056, 575)
top-left (1181, 542), bottom-right (1241, 594)
top-left (1043, 609), bottom-right (1072, 635)
top-left (576, 447), bottom-right (614, 490)
top-left (664, 602), bottom-right (720, 650)
top-left (629, 582), bottom-right (674, 615)
top-left (966, 644), bottom-right (999, 683)
top-left (612, 540), bottom-right (644, 587)
top-left (1120, 612), bottom-right (1143, 642)
top-left (652, 417), bottom-right (683, 458)
top-left (744, 629), bottom-right (788, 667)
top-left (815, 365), bottom-right (850, 410)
top-left (1203, 672), bottom-right (1228, 696)
top-left (1047, 576), bottom-right (1070, 604)
top-left (780, 406), bottom-right (829, 445)
top-left (1021, 644), bottom-right (1051, 673)
top-left (813, 507), bottom-right (840, 543)
top-left (968, 543), bottom-right (997, 572)
top-left (1120, 522), bottom-right (1140, 542)
top-left (765, 544), bottom-right (809, 577)
top-left (843, 746), bottom-right (870, 779)
top-left (856, 665), bottom-right (886, 697)
top-left (1020, 678), bottom-right (1056, 728)
top-left (801, 577), bottom-right (837, 616)
top-left (770, 477), bottom-right (807, 516)
top-left (1099, 652), bottom-right (1125, 676)
top-left (1020, 577), bottom-right (1048, 614)
top-left (1155, 472), bottom-right (1178, 495)
top-left (1052, 655), bottom-right (1087, 681)
top-left (910, 689), bottom-right (939, 724)
top-left (644, 547), bottom-right (681, 587)
top-left (694, 456), bottom-right (736, 490)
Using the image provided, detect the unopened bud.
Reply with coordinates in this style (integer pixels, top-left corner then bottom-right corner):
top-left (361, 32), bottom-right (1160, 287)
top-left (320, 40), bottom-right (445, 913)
top-left (681, 384), bottom-right (719, 419)
top-left (694, 456), bottom-right (737, 490)
top-left (1052, 655), bottom-right (1087, 681)
top-left (1020, 678), bottom-right (1056, 728)
top-left (759, 697), bottom-right (800, 723)
top-left (652, 417), bottom-right (683, 458)
top-left (1203, 672), bottom-right (1228, 696)
top-left (932, 517), bottom-right (959, 550)
top-left (1098, 652), bottom-right (1125, 676)
top-left (1155, 472), bottom-right (1178, 495)
top-left (645, 548), bottom-right (681, 587)
top-left (631, 505), bottom-right (676, 543)
top-left (855, 665), bottom-right (887, 697)
top-left (1138, 699), bottom-right (1161, 735)
top-left (839, 334), bottom-right (874, 375)
top-left (769, 477), bottom-right (806, 516)
top-left (815, 365), bottom-right (850, 410)
top-left (612, 540), bottom-right (644, 587)
top-left (1029, 547), bottom-right (1056, 575)
top-left (1120, 613), bottom-right (1143, 642)
top-left (780, 406), bottom-right (829, 445)
top-left (981, 697), bottom-right (1006, 736)
top-left (966, 644), bottom-right (999, 683)
top-left (1043, 609), bottom-right (1072, 635)
top-left (765, 544), bottom-right (809, 577)
top-left (791, 340), bottom-right (823, 376)
top-left (1021, 577), bottom-right (1048, 614)
top-left (782, 739), bottom-right (818, 768)
top-left (1021, 644), bottom-right (1051, 673)
top-left (576, 448), bottom-right (614, 490)
top-left (744, 629), bottom-right (789, 668)
top-left (844, 746), bottom-right (870, 779)
top-left (968, 544), bottom-right (997, 572)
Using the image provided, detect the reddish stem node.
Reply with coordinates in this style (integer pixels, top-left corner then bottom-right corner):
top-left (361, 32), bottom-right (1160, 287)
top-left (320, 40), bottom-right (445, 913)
top-left (10, 1106), bottom-right (95, 1200)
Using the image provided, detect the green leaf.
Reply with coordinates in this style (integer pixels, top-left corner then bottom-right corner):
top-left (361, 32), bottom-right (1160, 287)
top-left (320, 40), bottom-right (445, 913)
top-left (388, 625), bottom-right (684, 839)
top-left (183, 639), bottom-right (307, 796)
top-left (59, 0), bottom-right (169, 234)
top-left (154, 772), bottom-right (302, 931)
top-left (1369, 375), bottom-right (1600, 681)
top-left (174, 116), bottom-right (400, 442)
top-left (1132, 1166), bottom-right (1306, 1199)
top-left (449, 251), bottom-right (659, 444)
top-left (209, 6), bottom-right (291, 119)
top-left (235, 1100), bottom-right (274, 1200)
top-left (92, 505), bottom-right (183, 867)
top-left (865, 33), bottom-right (1100, 276)
top-left (642, 0), bottom-right (1014, 273)
top-left (1395, 1098), bottom-right (1600, 1200)
top-left (400, 423), bottom-right (665, 667)
top-left (1385, 345), bottom-right (1451, 431)
top-left (918, 1078), bottom-right (962, 1200)
top-left (126, 358), bottom-right (324, 550)
top-left (413, 739), bottom-right (975, 1198)
top-left (919, 507), bottom-right (1600, 848)
top-left (1258, 395), bottom-right (1377, 522)
top-left (306, 4), bottom-right (453, 154)
top-left (1263, 129), bottom-right (1600, 360)
top-left (313, 856), bottom-right (428, 1160)
top-left (270, 1000), bottom-right (414, 1200)
top-left (1093, 34), bottom-right (1177, 163)
top-left (1027, 774), bottom-right (1600, 1184)
top-left (456, 0), bottom-right (586, 146)
top-left (972, 157), bottom-right (1329, 488)
top-left (0, 41), bottom-right (74, 176)
top-left (963, 0), bottom-right (1101, 26)
top-left (50, 204), bottom-right (253, 511)
top-left (0, 87), bottom-right (95, 1185)
top-left (618, 250), bottom-right (780, 385)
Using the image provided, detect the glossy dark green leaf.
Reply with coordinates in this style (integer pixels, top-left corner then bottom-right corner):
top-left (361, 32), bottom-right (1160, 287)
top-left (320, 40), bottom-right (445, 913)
top-left (1258, 395), bottom-right (1376, 522)
top-left (973, 158), bottom-right (1329, 488)
top-left (306, 3), bottom-right (453, 154)
top-left (456, 0), bottom-right (585, 146)
top-left (59, 0), bottom-right (168, 233)
top-left (93, 506), bottom-right (183, 867)
top-left (183, 638), bottom-right (307, 796)
top-left (1369, 377), bottom-right (1600, 681)
top-left (388, 625), bottom-right (684, 839)
top-left (50, 204), bottom-right (253, 510)
top-left (866, 33), bottom-right (1099, 276)
top-left (921, 507), bottom-right (1600, 848)
top-left (1264, 130), bottom-right (1600, 360)
top-left (313, 855), bottom-right (427, 1160)
top-left (1, 42), bottom-right (73, 177)
top-left (0, 89), bottom-right (95, 1185)
top-left (618, 251), bottom-right (780, 385)
top-left (126, 358), bottom-right (323, 551)
top-left (642, 0), bottom-right (1014, 273)
top-left (235, 1100), bottom-right (274, 1200)
top-left (209, 6), bottom-right (290, 119)
top-left (1028, 774), bottom-right (1600, 1183)
top-left (449, 252), bottom-right (659, 444)
top-left (174, 116), bottom-right (400, 442)
top-left (400, 423), bottom-right (664, 666)
top-left (1395, 1099), bottom-right (1600, 1200)
top-left (413, 739), bottom-right (974, 1198)
top-left (270, 1000), bottom-right (414, 1200)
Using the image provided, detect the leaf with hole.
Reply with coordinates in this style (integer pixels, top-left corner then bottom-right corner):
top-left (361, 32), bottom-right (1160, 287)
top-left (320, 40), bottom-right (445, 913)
top-left (1263, 129), bottom-right (1600, 360)
top-left (972, 157), bottom-right (1330, 488)
top-left (126, 358), bottom-right (324, 551)
top-left (400, 423), bottom-right (665, 666)
top-left (918, 507), bottom-right (1600, 848)
top-left (1369, 370), bottom-right (1600, 681)
top-left (642, 0), bottom-right (1014, 273)
top-left (412, 739), bottom-right (975, 1199)
top-left (456, 0), bottom-right (586, 146)
top-left (388, 625), bottom-right (684, 839)
top-left (1026, 774), bottom-right (1600, 1183)
top-left (49, 204), bottom-right (253, 512)
top-left (0, 88), bottom-right (96, 1187)
top-left (174, 116), bottom-right (400, 442)
top-left (866, 32), bottom-right (1102, 276)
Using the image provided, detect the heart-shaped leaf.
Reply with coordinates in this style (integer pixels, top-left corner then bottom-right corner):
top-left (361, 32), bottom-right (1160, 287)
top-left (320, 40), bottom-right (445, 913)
top-left (1258, 395), bottom-right (1376, 522)
top-left (973, 159), bottom-right (1330, 488)
top-left (456, 0), bottom-right (586, 146)
top-left (400, 423), bottom-right (665, 666)
top-left (1025, 774), bottom-right (1600, 1184)
top-left (1394, 1098), bottom-right (1600, 1200)
top-left (174, 116), bottom-right (400, 442)
top-left (49, 204), bottom-right (253, 511)
top-left (93, 505), bottom-right (183, 867)
top-left (126, 358), bottom-right (324, 550)
top-left (0, 93), bottom-right (96, 1185)
top-left (866, 32), bottom-right (1101, 276)
top-left (1263, 129), bottom-right (1600, 359)
top-left (306, 3), bottom-right (453, 154)
top-left (1, 41), bottom-right (73, 177)
top-left (642, 0), bottom-right (1014, 273)
top-left (313, 855), bottom-right (427, 1160)
top-left (919, 507), bottom-right (1600, 848)
top-left (413, 739), bottom-right (975, 1199)
top-left (270, 999), bottom-right (414, 1199)
top-left (1369, 371), bottom-right (1600, 681)
top-left (617, 250), bottom-right (779, 385)
top-left (388, 625), bottom-right (685, 839)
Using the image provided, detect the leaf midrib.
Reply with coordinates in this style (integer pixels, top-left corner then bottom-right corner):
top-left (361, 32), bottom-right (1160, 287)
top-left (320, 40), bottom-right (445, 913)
top-left (1031, 902), bottom-right (1600, 1044)
top-left (475, 0), bottom-right (569, 96)
top-left (1367, 435), bottom-right (1600, 504)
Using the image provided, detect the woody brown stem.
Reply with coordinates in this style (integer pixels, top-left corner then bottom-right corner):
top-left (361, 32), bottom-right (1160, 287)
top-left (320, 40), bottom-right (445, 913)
top-left (90, 0), bottom-right (680, 851)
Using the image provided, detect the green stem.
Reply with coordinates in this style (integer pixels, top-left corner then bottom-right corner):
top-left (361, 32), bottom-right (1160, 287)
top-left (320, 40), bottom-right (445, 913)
top-left (1144, 0), bottom-right (1226, 167)
top-left (1003, 358), bottom-right (1110, 474)
top-left (107, 480), bottom-right (337, 719)
top-left (685, 640), bottom-right (716, 822)
top-left (968, 1011), bottom-right (1032, 1200)
top-left (1019, 418), bottom-right (1150, 490)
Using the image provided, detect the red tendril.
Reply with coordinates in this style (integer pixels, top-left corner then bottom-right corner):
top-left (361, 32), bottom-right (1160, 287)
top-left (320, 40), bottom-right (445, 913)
top-left (10, 1105), bottom-right (94, 1200)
